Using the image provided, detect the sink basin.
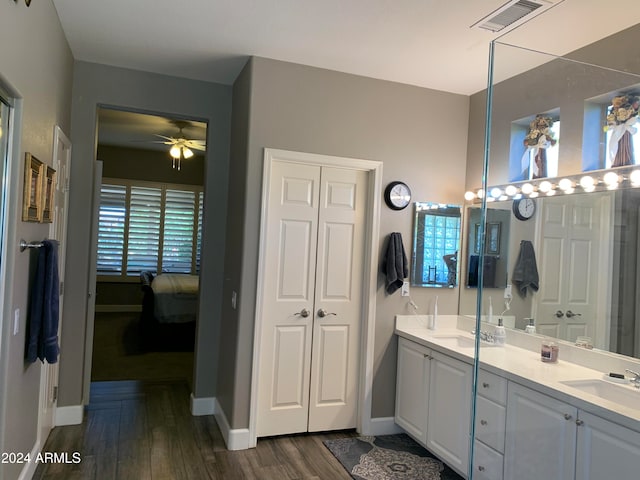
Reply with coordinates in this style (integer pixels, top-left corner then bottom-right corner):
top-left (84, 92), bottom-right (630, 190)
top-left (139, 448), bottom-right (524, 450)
top-left (432, 334), bottom-right (498, 349)
top-left (560, 379), bottom-right (640, 410)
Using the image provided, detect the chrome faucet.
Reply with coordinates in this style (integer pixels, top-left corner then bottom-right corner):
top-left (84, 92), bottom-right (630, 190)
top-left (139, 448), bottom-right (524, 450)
top-left (471, 330), bottom-right (495, 343)
top-left (625, 369), bottom-right (640, 389)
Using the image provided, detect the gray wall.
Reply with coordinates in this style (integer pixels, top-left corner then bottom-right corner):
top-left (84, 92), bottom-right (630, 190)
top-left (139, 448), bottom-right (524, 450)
top-left (219, 57), bottom-right (470, 428)
top-left (0, 2), bottom-right (73, 479)
top-left (60, 62), bottom-right (232, 407)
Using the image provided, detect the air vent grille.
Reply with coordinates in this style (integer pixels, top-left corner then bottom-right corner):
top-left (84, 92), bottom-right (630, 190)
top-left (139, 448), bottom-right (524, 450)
top-left (474, 0), bottom-right (545, 33)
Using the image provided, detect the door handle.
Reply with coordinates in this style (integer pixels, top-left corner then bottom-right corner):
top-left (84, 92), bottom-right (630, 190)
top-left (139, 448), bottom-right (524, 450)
top-left (294, 308), bottom-right (310, 318)
top-left (555, 310), bottom-right (564, 318)
top-left (565, 310), bottom-right (581, 318)
top-left (317, 309), bottom-right (337, 318)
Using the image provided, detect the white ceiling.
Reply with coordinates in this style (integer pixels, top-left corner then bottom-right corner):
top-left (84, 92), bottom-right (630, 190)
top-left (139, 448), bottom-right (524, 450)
top-left (53, 0), bottom-right (640, 96)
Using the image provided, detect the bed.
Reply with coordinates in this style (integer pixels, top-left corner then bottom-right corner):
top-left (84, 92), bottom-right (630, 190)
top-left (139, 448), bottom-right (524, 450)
top-left (140, 271), bottom-right (198, 351)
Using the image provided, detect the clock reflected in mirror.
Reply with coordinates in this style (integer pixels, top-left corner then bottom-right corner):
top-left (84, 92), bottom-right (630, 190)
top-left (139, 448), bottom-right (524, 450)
top-left (512, 197), bottom-right (536, 221)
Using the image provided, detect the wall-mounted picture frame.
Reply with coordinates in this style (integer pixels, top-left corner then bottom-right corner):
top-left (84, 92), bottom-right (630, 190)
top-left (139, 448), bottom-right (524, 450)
top-left (22, 153), bottom-right (44, 222)
top-left (42, 166), bottom-right (57, 223)
top-left (487, 222), bottom-right (501, 255)
top-left (473, 222), bottom-right (501, 255)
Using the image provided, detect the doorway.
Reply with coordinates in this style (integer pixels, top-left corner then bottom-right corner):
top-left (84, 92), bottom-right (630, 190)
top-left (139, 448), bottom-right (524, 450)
top-left (88, 108), bottom-right (207, 390)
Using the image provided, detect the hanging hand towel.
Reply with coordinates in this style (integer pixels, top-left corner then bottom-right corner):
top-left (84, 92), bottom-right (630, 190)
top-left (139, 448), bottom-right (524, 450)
top-left (512, 240), bottom-right (539, 297)
top-left (381, 232), bottom-right (408, 294)
top-left (26, 240), bottom-right (60, 364)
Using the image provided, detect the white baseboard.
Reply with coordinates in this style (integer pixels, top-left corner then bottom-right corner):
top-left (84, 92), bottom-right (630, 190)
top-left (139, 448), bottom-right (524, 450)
top-left (17, 439), bottom-right (41, 480)
top-left (55, 404), bottom-right (83, 426)
top-left (363, 416), bottom-right (404, 436)
top-left (95, 305), bottom-right (142, 313)
top-left (190, 394), bottom-right (216, 416)
top-left (214, 398), bottom-right (250, 450)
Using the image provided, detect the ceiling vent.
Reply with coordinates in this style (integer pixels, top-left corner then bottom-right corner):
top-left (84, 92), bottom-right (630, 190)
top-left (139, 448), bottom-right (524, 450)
top-left (471, 0), bottom-right (561, 33)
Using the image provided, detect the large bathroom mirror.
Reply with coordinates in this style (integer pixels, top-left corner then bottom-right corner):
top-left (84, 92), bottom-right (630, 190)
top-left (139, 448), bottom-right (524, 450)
top-left (0, 96), bottom-right (11, 272)
top-left (411, 202), bottom-right (462, 288)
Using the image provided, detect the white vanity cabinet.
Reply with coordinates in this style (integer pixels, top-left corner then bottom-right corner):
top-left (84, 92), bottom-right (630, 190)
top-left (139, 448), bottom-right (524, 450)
top-left (504, 382), bottom-right (577, 480)
top-left (395, 337), bottom-right (472, 477)
top-left (472, 369), bottom-right (507, 480)
top-left (504, 382), bottom-right (640, 480)
top-left (395, 337), bottom-right (431, 444)
top-left (575, 410), bottom-right (640, 480)
top-left (426, 350), bottom-right (473, 476)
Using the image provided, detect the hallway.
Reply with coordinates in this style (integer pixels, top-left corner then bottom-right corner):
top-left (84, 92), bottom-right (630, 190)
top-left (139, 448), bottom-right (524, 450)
top-left (33, 380), bottom-right (354, 479)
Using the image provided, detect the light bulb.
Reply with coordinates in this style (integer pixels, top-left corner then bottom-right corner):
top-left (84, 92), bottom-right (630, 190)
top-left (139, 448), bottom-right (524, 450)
top-left (490, 187), bottom-right (502, 198)
top-left (529, 191), bottom-right (539, 198)
top-left (505, 185), bottom-right (518, 196)
top-left (464, 191), bottom-right (476, 201)
top-left (603, 171), bottom-right (620, 187)
top-left (521, 183), bottom-right (534, 195)
top-left (170, 146), bottom-right (181, 159)
top-left (182, 147), bottom-right (194, 159)
top-left (579, 175), bottom-right (595, 190)
top-left (539, 180), bottom-right (553, 193)
top-left (546, 189), bottom-right (556, 196)
top-left (477, 189), bottom-right (485, 199)
top-left (558, 178), bottom-right (573, 191)
top-left (630, 170), bottom-right (640, 186)
top-left (499, 195), bottom-right (508, 202)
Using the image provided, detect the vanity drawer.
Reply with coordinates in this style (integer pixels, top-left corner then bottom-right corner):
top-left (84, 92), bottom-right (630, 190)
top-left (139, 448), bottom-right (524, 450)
top-left (473, 440), bottom-right (504, 480)
top-left (478, 369), bottom-right (507, 405)
top-left (475, 395), bottom-right (506, 453)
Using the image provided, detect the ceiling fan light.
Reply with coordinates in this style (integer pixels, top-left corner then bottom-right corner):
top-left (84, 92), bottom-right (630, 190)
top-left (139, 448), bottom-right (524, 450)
top-left (170, 146), bottom-right (181, 159)
top-left (182, 147), bottom-right (194, 159)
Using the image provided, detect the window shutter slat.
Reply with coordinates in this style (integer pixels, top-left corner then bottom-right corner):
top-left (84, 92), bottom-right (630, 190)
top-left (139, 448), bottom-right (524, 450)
top-left (162, 189), bottom-right (195, 273)
top-left (97, 184), bottom-right (126, 273)
top-left (127, 186), bottom-right (161, 273)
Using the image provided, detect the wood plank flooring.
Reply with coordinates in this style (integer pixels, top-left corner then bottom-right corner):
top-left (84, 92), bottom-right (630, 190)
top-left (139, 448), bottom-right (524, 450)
top-left (33, 380), bottom-right (355, 480)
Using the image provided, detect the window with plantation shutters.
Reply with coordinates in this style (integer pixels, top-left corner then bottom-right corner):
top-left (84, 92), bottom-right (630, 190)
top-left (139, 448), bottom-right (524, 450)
top-left (96, 179), bottom-right (203, 278)
top-left (97, 184), bottom-right (127, 273)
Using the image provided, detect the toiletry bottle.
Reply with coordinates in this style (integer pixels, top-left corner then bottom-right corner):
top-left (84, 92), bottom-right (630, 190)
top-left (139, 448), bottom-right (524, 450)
top-left (525, 318), bottom-right (536, 334)
top-left (494, 318), bottom-right (506, 346)
top-left (488, 296), bottom-right (493, 324)
top-left (541, 340), bottom-right (559, 362)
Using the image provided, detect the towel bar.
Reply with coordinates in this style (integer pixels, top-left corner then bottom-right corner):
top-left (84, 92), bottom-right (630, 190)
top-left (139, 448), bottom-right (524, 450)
top-left (19, 239), bottom-right (44, 252)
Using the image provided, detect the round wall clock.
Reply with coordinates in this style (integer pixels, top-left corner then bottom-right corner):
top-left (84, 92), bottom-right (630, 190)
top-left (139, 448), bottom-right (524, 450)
top-left (512, 197), bottom-right (536, 221)
top-left (384, 181), bottom-right (412, 210)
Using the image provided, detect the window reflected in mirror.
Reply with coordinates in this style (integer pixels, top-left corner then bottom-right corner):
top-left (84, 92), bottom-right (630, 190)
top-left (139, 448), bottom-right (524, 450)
top-left (411, 203), bottom-right (461, 288)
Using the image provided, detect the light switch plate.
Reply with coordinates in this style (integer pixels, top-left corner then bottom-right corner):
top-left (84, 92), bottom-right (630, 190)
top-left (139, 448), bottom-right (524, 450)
top-left (504, 284), bottom-right (512, 299)
top-left (401, 281), bottom-right (410, 297)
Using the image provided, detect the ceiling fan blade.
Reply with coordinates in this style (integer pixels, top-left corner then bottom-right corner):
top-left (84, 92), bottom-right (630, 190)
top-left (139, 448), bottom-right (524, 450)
top-left (153, 134), bottom-right (178, 143)
top-left (184, 140), bottom-right (206, 150)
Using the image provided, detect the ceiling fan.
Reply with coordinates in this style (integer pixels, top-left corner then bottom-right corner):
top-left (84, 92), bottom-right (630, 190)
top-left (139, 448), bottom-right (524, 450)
top-left (150, 120), bottom-right (206, 170)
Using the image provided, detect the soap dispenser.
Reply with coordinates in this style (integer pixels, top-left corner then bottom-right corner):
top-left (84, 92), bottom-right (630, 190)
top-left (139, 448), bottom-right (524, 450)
top-left (524, 318), bottom-right (536, 334)
top-left (494, 318), bottom-right (506, 346)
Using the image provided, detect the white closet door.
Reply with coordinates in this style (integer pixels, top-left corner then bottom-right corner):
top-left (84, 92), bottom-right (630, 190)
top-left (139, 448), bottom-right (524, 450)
top-left (308, 167), bottom-right (366, 432)
top-left (256, 161), bottom-right (367, 437)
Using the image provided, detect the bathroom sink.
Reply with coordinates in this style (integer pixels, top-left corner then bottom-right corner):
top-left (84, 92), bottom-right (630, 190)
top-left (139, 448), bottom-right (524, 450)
top-left (560, 379), bottom-right (640, 410)
top-left (432, 334), bottom-right (498, 349)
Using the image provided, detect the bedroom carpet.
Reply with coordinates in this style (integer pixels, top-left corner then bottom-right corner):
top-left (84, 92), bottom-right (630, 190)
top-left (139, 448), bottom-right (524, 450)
top-left (324, 434), bottom-right (464, 480)
top-left (91, 312), bottom-right (194, 387)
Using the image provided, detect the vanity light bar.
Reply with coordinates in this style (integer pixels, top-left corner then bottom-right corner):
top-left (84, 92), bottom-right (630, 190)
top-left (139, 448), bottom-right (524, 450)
top-left (464, 165), bottom-right (640, 202)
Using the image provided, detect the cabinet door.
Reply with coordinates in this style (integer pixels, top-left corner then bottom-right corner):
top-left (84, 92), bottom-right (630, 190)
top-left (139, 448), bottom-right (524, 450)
top-left (395, 338), bottom-right (430, 444)
top-left (504, 383), bottom-right (577, 480)
top-left (427, 350), bottom-right (473, 476)
top-left (576, 410), bottom-right (640, 480)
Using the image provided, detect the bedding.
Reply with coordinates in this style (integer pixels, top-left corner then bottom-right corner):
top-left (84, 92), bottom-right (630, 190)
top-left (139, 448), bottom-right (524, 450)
top-left (150, 274), bottom-right (199, 324)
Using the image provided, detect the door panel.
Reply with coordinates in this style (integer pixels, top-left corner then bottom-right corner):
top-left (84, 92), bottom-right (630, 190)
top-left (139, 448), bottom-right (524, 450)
top-left (308, 167), bottom-right (366, 432)
top-left (256, 162), bottom-right (320, 437)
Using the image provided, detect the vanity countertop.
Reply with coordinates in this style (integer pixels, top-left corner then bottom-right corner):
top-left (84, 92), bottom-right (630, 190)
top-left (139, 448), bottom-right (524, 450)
top-left (395, 315), bottom-right (640, 432)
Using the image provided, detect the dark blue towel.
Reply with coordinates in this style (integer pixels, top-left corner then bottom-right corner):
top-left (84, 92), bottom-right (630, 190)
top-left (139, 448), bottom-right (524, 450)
top-left (26, 240), bottom-right (60, 364)
top-left (381, 232), bottom-right (408, 294)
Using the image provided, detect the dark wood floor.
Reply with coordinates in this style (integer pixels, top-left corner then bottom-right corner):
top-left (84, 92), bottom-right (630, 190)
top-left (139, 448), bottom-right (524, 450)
top-left (34, 380), bottom-right (355, 480)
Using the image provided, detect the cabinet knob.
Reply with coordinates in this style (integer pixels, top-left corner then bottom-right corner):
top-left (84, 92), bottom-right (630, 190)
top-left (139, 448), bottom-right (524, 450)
top-left (482, 382), bottom-right (490, 388)
top-left (576, 419), bottom-right (584, 426)
top-left (478, 466), bottom-right (486, 472)
top-left (480, 419), bottom-right (488, 426)
top-left (564, 413), bottom-right (573, 421)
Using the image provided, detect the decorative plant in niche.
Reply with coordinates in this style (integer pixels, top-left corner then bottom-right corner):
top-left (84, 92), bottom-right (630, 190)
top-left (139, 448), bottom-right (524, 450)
top-left (605, 94), bottom-right (639, 167)
top-left (523, 114), bottom-right (557, 179)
